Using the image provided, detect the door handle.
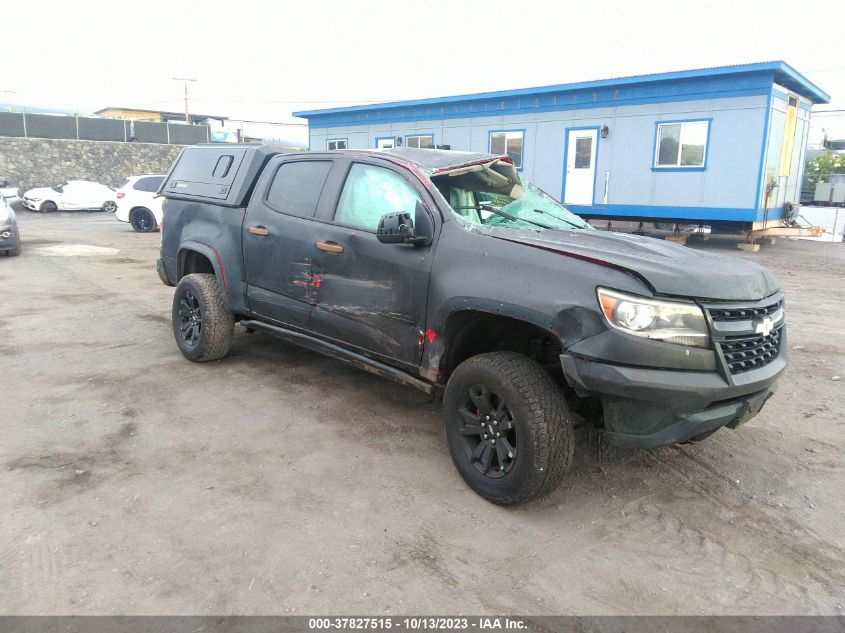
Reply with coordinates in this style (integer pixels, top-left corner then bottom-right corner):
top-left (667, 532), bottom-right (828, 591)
top-left (316, 241), bottom-right (344, 253)
top-left (249, 226), bottom-right (269, 236)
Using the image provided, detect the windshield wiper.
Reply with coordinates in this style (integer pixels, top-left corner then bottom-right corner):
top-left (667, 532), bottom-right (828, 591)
top-left (479, 204), bottom-right (552, 230)
top-left (531, 208), bottom-right (584, 229)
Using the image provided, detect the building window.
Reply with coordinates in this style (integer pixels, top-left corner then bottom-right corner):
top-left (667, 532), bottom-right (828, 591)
top-left (779, 96), bottom-right (799, 177)
top-left (489, 130), bottom-right (524, 169)
top-left (376, 137), bottom-right (395, 149)
top-left (327, 139), bottom-right (347, 150)
top-left (654, 120), bottom-right (710, 168)
top-left (406, 134), bottom-right (433, 149)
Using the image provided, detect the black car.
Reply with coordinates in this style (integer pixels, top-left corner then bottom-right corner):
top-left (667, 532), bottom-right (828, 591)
top-left (156, 145), bottom-right (787, 505)
top-left (0, 196), bottom-right (20, 257)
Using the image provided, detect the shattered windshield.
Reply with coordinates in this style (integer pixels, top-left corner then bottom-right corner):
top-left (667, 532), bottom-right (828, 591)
top-left (431, 160), bottom-right (590, 232)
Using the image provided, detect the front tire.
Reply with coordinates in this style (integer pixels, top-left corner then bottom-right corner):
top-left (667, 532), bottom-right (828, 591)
top-left (129, 207), bottom-right (157, 232)
top-left (443, 352), bottom-right (574, 505)
top-left (8, 234), bottom-right (21, 257)
top-left (172, 273), bottom-right (234, 362)
top-left (39, 201), bottom-right (58, 213)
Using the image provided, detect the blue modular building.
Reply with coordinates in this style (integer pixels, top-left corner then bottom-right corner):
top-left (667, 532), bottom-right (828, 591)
top-left (294, 62), bottom-right (830, 228)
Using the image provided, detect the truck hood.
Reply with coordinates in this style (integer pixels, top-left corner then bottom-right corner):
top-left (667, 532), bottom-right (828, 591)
top-left (490, 229), bottom-right (781, 301)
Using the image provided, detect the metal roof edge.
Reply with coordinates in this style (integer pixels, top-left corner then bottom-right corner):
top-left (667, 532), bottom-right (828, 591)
top-left (293, 61), bottom-right (829, 119)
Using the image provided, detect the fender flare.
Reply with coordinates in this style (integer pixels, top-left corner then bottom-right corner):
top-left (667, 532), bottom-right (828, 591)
top-left (435, 297), bottom-right (554, 336)
top-left (177, 240), bottom-right (232, 309)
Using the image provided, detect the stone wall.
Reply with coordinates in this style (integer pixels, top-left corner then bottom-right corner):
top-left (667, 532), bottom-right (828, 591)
top-left (0, 137), bottom-right (184, 194)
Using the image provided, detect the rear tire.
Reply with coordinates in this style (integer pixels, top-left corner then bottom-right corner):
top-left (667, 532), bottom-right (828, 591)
top-left (39, 201), bottom-right (58, 213)
top-left (129, 207), bottom-right (157, 232)
top-left (172, 273), bottom-right (234, 362)
top-left (443, 351), bottom-right (574, 505)
top-left (102, 200), bottom-right (117, 213)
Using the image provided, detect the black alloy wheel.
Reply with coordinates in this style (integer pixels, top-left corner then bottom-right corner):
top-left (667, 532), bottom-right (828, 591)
top-left (130, 208), bottom-right (156, 232)
top-left (443, 352), bottom-right (574, 505)
top-left (39, 201), bottom-right (58, 213)
top-left (178, 290), bottom-right (202, 348)
top-left (458, 384), bottom-right (518, 478)
top-left (171, 273), bottom-right (234, 362)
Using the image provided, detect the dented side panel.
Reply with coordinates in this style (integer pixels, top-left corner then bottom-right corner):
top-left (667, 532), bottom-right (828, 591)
top-left (309, 227), bottom-right (436, 369)
top-left (420, 224), bottom-right (651, 380)
top-left (307, 158), bottom-right (440, 371)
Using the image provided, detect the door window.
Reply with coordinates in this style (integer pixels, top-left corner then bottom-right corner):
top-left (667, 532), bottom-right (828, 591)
top-left (574, 136), bottom-right (593, 169)
top-left (266, 161), bottom-right (332, 218)
top-left (334, 164), bottom-right (421, 231)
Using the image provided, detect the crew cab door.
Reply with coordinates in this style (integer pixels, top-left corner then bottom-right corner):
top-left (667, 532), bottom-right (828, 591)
top-left (309, 159), bottom-right (437, 370)
top-left (243, 156), bottom-right (335, 328)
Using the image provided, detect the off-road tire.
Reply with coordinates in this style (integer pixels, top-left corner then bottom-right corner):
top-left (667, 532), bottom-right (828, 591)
top-left (39, 201), bottom-right (58, 213)
top-left (443, 351), bottom-right (574, 505)
top-left (130, 207), bottom-right (157, 233)
top-left (172, 273), bottom-right (234, 362)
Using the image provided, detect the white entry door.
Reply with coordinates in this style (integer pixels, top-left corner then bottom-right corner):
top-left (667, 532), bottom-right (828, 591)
top-left (563, 129), bottom-right (598, 205)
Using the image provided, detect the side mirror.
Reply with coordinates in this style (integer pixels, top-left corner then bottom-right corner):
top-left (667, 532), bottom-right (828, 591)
top-left (377, 211), bottom-right (414, 244)
top-left (377, 201), bottom-right (433, 246)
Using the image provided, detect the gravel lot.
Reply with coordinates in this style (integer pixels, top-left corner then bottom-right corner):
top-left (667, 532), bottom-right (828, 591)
top-left (1, 210), bottom-right (843, 615)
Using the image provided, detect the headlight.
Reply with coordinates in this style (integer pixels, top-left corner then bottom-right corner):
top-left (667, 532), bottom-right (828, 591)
top-left (597, 288), bottom-right (710, 348)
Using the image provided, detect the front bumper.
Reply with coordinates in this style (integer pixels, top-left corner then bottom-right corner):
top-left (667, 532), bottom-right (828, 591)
top-left (22, 199), bottom-right (40, 211)
top-left (0, 225), bottom-right (18, 249)
top-left (561, 331), bottom-right (786, 447)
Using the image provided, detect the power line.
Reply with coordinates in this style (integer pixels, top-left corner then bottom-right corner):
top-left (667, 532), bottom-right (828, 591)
top-left (228, 118), bottom-right (308, 127)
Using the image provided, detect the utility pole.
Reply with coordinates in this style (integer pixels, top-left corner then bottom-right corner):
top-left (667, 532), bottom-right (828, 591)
top-left (172, 77), bottom-right (196, 123)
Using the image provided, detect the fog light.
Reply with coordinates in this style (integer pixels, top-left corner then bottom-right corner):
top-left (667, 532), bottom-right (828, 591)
top-left (1, 231), bottom-right (10, 239)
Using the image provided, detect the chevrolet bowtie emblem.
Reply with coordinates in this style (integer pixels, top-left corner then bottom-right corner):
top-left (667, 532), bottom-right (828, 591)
top-left (755, 317), bottom-right (774, 336)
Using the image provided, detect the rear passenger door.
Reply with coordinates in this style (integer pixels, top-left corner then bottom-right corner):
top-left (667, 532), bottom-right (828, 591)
top-left (243, 157), bottom-right (334, 329)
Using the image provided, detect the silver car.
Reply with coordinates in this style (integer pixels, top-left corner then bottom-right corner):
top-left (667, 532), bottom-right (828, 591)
top-left (0, 195), bottom-right (21, 257)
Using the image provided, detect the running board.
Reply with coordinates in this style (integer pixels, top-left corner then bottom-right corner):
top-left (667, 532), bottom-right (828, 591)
top-left (239, 319), bottom-right (435, 394)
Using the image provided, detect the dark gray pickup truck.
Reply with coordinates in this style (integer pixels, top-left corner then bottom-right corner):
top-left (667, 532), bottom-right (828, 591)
top-left (157, 145), bottom-right (786, 505)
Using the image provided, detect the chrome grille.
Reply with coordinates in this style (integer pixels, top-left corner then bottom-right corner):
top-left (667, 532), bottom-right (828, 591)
top-left (719, 327), bottom-right (782, 374)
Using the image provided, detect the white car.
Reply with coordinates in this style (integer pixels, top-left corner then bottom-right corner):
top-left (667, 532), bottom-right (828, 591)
top-left (22, 180), bottom-right (117, 213)
top-left (114, 175), bottom-right (166, 232)
top-left (1, 180), bottom-right (20, 204)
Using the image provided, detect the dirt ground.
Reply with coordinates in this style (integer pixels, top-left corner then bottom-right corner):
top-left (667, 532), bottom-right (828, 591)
top-left (1, 210), bottom-right (843, 615)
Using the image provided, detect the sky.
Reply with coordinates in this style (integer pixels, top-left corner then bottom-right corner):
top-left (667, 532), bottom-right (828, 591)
top-left (4, 0), bottom-right (844, 146)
